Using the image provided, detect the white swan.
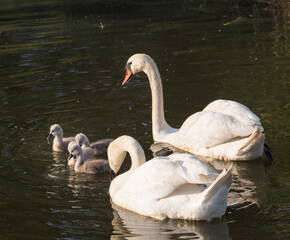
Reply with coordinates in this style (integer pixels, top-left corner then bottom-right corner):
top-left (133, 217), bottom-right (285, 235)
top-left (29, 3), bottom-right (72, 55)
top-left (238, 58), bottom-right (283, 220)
top-left (122, 53), bottom-right (267, 161)
top-left (108, 135), bottom-right (232, 221)
top-left (47, 124), bottom-right (74, 152)
top-left (68, 141), bottom-right (110, 174)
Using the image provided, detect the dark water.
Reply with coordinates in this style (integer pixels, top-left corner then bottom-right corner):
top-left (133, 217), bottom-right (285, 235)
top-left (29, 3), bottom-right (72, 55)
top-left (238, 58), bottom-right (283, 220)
top-left (0, 0), bottom-right (289, 239)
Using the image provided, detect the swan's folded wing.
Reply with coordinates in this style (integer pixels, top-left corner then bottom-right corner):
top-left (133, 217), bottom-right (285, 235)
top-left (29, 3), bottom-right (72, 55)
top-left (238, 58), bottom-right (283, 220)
top-left (121, 157), bottom-right (216, 200)
top-left (179, 111), bottom-right (256, 148)
top-left (203, 99), bottom-right (263, 131)
top-left (166, 153), bottom-right (218, 183)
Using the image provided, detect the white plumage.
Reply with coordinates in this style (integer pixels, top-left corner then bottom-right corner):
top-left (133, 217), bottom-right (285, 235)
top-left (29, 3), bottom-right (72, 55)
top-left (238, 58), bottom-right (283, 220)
top-left (122, 54), bottom-right (265, 160)
top-left (109, 135), bottom-right (232, 221)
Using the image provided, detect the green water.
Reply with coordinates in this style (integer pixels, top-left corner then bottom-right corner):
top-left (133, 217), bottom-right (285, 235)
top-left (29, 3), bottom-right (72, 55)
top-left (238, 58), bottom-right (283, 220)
top-left (0, 0), bottom-right (289, 239)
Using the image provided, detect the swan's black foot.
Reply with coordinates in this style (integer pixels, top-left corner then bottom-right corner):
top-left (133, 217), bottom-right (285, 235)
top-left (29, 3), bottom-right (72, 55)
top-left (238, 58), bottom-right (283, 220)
top-left (264, 143), bottom-right (275, 161)
top-left (150, 142), bottom-right (174, 157)
top-left (153, 147), bottom-right (173, 157)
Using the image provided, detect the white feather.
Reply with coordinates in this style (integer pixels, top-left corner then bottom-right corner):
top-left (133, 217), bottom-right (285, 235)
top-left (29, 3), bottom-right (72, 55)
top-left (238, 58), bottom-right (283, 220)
top-left (109, 136), bottom-right (232, 221)
top-left (124, 54), bottom-right (265, 160)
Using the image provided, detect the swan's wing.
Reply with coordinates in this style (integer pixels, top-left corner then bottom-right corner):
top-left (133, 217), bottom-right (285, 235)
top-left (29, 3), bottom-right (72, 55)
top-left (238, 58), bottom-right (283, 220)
top-left (166, 153), bottom-right (218, 181)
top-left (120, 157), bottom-right (216, 200)
top-left (203, 100), bottom-right (263, 131)
top-left (178, 111), bottom-right (256, 148)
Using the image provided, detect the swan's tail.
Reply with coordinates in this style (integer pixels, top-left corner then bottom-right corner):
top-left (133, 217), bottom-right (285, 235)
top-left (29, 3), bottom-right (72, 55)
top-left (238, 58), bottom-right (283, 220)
top-left (238, 125), bottom-right (261, 152)
top-left (236, 126), bottom-right (265, 160)
top-left (264, 143), bottom-right (275, 161)
top-left (202, 165), bottom-right (232, 204)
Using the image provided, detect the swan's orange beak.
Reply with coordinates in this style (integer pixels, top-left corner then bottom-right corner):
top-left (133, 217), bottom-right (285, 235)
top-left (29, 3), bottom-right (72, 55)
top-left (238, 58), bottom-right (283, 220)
top-left (122, 68), bottom-right (133, 85)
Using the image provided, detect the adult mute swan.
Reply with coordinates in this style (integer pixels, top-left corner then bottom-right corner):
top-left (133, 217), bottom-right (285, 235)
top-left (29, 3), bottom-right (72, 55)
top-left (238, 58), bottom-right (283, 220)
top-left (75, 133), bottom-right (113, 158)
top-left (47, 124), bottom-right (74, 152)
top-left (68, 141), bottom-right (110, 174)
top-left (108, 135), bottom-right (232, 221)
top-left (122, 54), bottom-right (272, 161)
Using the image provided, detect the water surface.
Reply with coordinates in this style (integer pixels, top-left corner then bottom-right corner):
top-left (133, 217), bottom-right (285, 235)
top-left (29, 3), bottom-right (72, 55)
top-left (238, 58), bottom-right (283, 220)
top-left (0, 0), bottom-right (289, 239)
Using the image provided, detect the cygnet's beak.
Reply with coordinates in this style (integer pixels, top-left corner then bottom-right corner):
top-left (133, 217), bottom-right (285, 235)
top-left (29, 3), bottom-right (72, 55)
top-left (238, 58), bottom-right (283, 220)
top-left (47, 133), bottom-right (53, 144)
top-left (122, 68), bottom-right (133, 86)
top-left (68, 154), bottom-right (74, 160)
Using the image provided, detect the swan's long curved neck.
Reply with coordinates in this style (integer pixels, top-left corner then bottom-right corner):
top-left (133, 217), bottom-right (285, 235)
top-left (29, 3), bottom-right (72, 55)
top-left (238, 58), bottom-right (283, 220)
top-left (128, 146), bottom-right (146, 172)
top-left (109, 137), bottom-right (146, 196)
top-left (144, 63), bottom-right (176, 141)
top-left (110, 137), bottom-right (146, 174)
top-left (119, 144), bottom-right (146, 173)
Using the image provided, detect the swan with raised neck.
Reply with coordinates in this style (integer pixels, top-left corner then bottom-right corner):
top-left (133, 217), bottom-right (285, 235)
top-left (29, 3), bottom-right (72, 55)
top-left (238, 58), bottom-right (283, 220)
top-left (122, 53), bottom-right (269, 161)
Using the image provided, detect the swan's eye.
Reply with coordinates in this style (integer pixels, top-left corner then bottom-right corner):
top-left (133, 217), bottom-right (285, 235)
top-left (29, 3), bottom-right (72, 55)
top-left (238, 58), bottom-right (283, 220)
top-left (124, 62), bottom-right (132, 70)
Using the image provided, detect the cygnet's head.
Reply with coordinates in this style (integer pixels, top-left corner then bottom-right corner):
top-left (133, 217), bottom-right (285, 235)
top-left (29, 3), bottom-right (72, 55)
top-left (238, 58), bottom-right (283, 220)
top-left (122, 54), bottom-right (155, 85)
top-left (68, 141), bottom-right (82, 156)
top-left (75, 133), bottom-right (88, 147)
top-left (49, 124), bottom-right (62, 136)
top-left (67, 141), bottom-right (83, 165)
top-left (47, 124), bottom-right (63, 142)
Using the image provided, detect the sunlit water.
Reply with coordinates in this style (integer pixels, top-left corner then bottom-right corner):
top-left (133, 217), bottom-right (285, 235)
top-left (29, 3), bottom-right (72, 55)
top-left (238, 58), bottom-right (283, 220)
top-left (0, 1), bottom-right (289, 239)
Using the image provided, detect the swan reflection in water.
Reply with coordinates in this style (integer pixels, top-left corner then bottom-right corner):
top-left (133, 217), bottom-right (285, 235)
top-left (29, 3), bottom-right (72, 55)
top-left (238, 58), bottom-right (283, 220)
top-left (111, 203), bottom-right (230, 240)
top-left (151, 142), bottom-right (268, 209)
top-left (205, 158), bottom-right (267, 209)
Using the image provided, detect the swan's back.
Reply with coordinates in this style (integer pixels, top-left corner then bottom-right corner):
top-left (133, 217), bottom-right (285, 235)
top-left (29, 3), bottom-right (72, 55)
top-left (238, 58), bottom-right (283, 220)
top-left (109, 135), bottom-right (232, 221)
top-left (111, 153), bottom-right (232, 221)
top-left (203, 100), bottom-right (263, 130)
top-left (178, 111), bottom-right (255, 148)
top-left (114, 153), bottom-right (216, 200)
